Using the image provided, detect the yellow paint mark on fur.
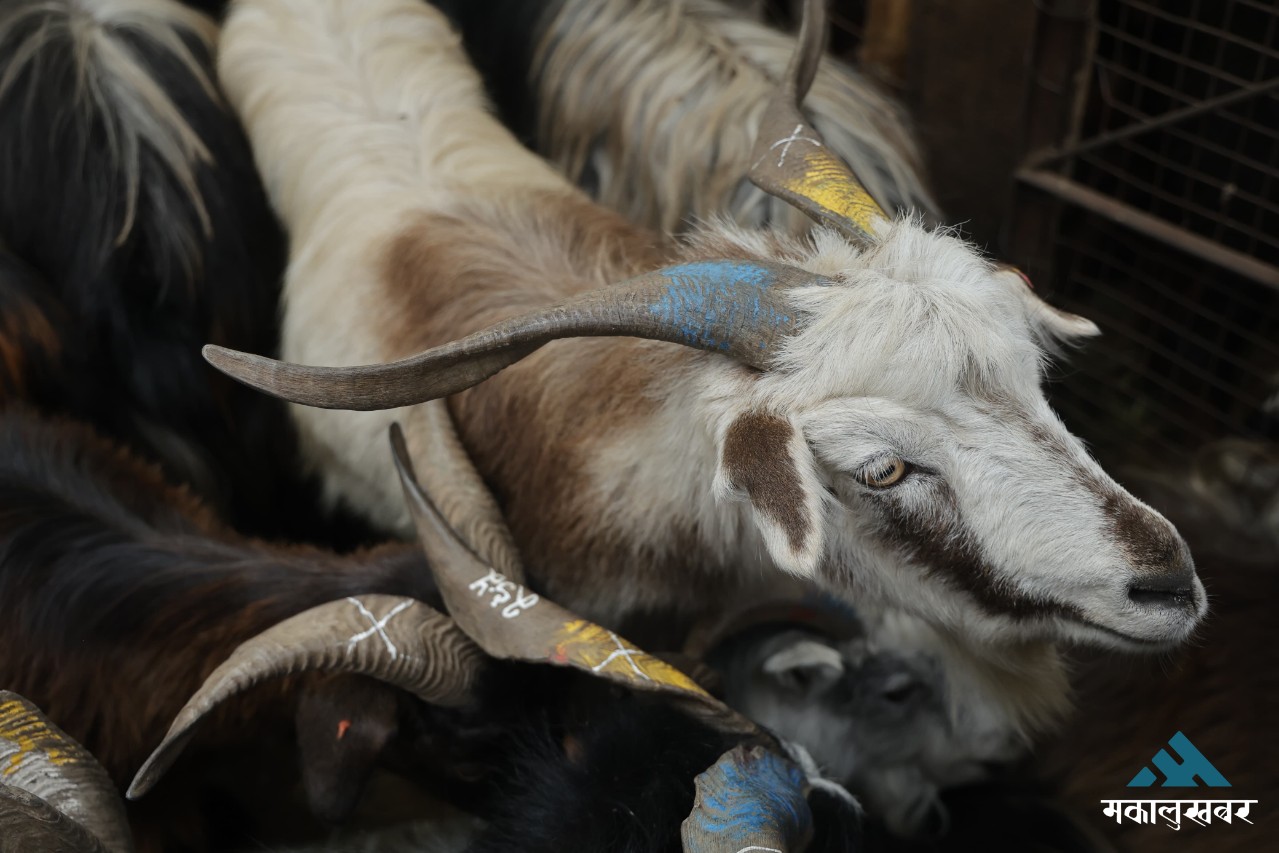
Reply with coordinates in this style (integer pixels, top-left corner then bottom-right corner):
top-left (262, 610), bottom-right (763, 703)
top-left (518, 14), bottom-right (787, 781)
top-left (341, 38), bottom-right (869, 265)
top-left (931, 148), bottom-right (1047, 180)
top-left (790, 150), bottom-right (885, 234)
top-left (556, 620), bottom-right (708, 696)
top-left (0, 698), bottom-right (76, 776)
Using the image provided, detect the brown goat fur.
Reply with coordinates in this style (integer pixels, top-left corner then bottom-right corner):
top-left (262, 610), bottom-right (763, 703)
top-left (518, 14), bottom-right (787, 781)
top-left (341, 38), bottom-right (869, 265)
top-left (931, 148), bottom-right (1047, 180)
top-left (378, 200), bottom-right (738, 616)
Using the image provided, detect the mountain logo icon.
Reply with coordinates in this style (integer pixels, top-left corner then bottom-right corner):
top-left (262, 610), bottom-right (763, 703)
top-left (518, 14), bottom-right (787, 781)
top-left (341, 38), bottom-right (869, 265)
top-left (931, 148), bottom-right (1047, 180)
top-left (1128, 731), bottom-right (1231, 788)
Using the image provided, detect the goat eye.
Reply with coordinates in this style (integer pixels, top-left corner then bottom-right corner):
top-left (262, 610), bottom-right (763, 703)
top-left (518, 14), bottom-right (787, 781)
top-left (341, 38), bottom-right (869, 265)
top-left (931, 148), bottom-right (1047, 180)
top-left (857, 458), bottom-right (910, 488)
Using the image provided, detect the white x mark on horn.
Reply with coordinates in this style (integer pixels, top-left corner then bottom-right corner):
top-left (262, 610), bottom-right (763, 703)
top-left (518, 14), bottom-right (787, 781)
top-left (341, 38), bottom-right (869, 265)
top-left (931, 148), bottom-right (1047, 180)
top-left (345, 597), bottom-right (415, 661)
top-left (767, 123), bottom-right (822, 167)
top-left (591, 631), bottom-right (652, 681)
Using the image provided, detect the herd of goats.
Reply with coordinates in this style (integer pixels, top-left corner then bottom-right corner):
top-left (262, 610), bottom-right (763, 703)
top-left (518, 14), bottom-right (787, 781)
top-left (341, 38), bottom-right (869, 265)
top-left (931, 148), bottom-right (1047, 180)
top-left (0, 0), bottom-right (1275, 851)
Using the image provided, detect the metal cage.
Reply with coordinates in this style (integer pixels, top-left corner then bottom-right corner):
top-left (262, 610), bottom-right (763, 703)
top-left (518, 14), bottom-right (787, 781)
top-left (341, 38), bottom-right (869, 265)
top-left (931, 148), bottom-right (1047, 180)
top-left (1009, 0), bottom-right (1279, 467)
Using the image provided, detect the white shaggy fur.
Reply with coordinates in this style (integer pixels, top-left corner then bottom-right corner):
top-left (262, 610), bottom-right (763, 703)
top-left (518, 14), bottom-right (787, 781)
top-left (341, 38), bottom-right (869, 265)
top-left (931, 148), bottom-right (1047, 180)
top-left (534, 0), bottom-right (937, 233)
top-left (219, 0), bottom-right (1204, 687)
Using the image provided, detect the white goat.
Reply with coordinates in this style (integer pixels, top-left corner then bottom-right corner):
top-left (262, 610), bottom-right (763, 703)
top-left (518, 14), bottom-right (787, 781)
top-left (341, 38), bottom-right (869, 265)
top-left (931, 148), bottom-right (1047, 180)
top-left (213, 0), bottom-right (1204, 693)
top-left (433, 0), bottom-right (937, 232)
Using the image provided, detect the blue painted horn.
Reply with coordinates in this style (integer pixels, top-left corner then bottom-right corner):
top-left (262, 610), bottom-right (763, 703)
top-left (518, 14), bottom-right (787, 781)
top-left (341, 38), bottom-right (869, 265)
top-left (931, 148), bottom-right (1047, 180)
top-left (203, 260), bottom-right (829, 411)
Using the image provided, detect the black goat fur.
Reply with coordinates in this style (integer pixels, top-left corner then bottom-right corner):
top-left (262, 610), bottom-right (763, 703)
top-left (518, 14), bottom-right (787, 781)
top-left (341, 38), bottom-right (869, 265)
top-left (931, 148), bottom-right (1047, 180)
top-left (0, 407), bottom-right (431, 848)
top-left (416, 668), bottom-right (862, 853)
top-left (0, 0), bottom-right (364, 546)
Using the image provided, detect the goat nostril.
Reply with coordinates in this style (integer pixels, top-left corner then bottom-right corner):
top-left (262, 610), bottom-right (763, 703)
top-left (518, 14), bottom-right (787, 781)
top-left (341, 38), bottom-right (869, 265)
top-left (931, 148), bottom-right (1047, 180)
top-left (1127, 575), bottom-right (1196, 610)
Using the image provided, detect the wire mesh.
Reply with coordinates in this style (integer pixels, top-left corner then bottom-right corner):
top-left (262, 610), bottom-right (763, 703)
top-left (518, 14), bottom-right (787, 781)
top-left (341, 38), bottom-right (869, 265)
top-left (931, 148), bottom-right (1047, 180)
top-left (1072, 0), bottom-right (1279, 266)
top-left (1014, 0), bottom-right (1279, 464)
top-left (1041, 208), bottom-right (1279, 464)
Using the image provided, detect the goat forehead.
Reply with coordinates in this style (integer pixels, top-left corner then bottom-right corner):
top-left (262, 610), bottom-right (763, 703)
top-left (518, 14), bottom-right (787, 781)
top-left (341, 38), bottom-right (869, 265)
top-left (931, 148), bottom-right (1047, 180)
top-left (758, 238), bottom-right (1044, 407)
top-left (796, 388), bottom-right (1061, 454)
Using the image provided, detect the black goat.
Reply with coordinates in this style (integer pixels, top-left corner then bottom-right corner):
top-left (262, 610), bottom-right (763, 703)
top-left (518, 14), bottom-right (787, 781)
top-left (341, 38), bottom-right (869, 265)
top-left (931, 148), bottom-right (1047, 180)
top-left (0, 407), bottom-right (431, 850)
top-left (0, 0), bottom-right (351, 545)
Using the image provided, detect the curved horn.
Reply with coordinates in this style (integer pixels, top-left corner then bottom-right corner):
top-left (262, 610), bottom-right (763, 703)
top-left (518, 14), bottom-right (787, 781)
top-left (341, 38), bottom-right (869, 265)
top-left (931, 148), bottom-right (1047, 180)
top-left (204, 259), bottom-right (828, 411)
top-left (0, 692), bottom-right (134, 853)
top-left (748, 0), bottom-right (888, 240)
top-left (127, 595), bottom-right (482, 799)
top-left (410, 400), bottom-right (524, 581)
top-left (0, 788), bottom-right (110, 853)
top-left (388, 424), bottom-right (755, 734)
top-left (681, 745), bottom-right (813, 853)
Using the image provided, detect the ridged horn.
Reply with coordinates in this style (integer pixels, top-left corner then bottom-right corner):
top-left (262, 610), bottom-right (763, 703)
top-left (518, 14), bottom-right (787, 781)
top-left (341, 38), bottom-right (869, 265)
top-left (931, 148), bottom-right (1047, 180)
top-left (204, 260), bottom-right (829, 411)
top-left (681, 745), bottom-right (813, 853)
top-left (388, 424), bottom-right (754, 735)
top-left (0, 788), bottom-right (110, 853)
top-left (127, 595), bottom-right (482, 799)
top-left (0, 692), bottom-right (134, 853)
top-left (748, 0), bottom-right (888, 240)
top-left (409, 400), bottom-right (524, 581)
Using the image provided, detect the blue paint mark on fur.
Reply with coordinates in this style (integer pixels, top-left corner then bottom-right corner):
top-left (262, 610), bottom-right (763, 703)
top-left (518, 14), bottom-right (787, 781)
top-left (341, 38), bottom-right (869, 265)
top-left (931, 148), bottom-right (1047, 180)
top-left (647, 262), bottom-right (792, 351)
top-left (684, 748), bottom-right (811, 851)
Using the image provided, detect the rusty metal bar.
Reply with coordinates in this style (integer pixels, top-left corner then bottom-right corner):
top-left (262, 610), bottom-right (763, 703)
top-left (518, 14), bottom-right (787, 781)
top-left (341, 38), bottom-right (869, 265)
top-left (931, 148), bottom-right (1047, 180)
top-left (1074, 154), bottom-right (1279, 253)
top-left (1016, 168), bottom-right (1279, 290)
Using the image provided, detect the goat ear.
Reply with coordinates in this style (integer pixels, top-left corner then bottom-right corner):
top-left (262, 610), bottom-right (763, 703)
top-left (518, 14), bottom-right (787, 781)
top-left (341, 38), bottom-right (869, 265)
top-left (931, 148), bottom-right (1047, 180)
top-left (716, 411), bottom-right (827, 577)
top-left (761, 639), bottom-right (845, 697)
top-left (995, 267), bottom-right (1100, 343)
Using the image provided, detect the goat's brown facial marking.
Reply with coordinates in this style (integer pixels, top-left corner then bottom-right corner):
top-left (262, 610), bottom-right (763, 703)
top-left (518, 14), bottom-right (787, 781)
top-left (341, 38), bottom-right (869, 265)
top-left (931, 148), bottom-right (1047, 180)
top-left (1102, 491), bottom-right (1194, 577)
top-left (863, 480), bottom-right (1075, 622)
top-left (722, 412), bottom-right (812, 554)
top-left (1025, 412), bottom-right (1200, 604)
top-left (800, 391), bottom-right (1204, 649)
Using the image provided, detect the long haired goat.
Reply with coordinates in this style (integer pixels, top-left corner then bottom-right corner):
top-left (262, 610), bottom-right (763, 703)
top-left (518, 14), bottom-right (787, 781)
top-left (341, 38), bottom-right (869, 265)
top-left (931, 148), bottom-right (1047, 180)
top-left (206, 0), bottom-right (1203, 735)
top-left (0, 0), bottom-right (339, 542)
top-left (434, 0), bottom-right (936, 233)
top-left (0, 407), bottom-right (434, 847)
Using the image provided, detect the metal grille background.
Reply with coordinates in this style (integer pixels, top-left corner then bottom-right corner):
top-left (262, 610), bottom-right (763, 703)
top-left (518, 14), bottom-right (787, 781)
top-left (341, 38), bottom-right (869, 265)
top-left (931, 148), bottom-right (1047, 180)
top-left (1012, 0), bottom-right (1279, 467)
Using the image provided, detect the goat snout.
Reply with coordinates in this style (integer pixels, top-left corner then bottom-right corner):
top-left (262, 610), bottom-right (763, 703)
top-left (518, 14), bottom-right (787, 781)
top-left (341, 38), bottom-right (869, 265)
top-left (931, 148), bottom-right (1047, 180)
top-left (1060, 499), bottom-right (1207, 649)
top-left (1124, 522), bottom-right (1201, 613)
top-left (1127, 570), bottom-right (1198, 612)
